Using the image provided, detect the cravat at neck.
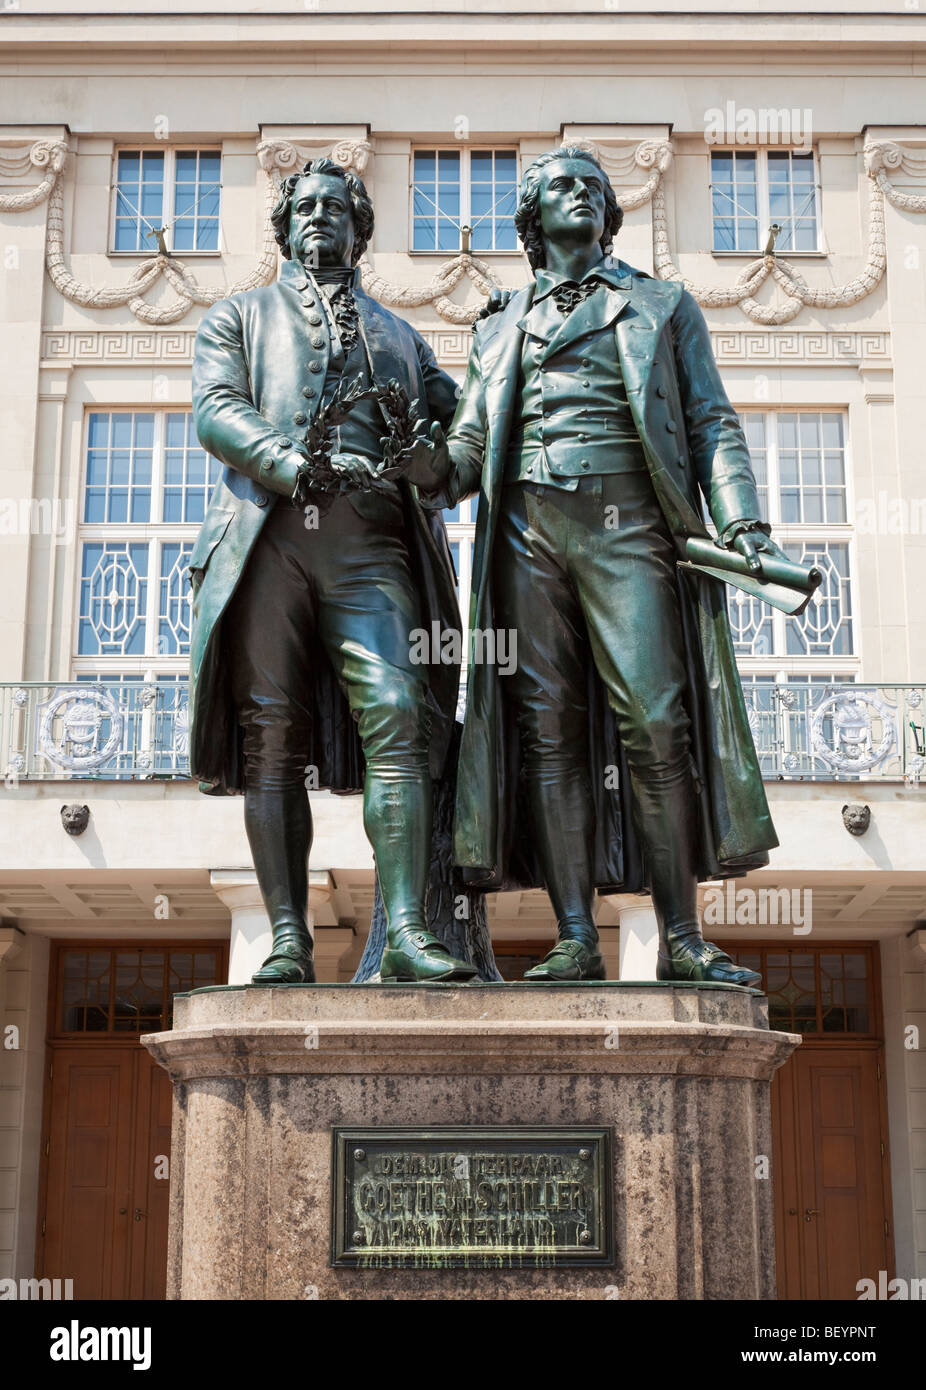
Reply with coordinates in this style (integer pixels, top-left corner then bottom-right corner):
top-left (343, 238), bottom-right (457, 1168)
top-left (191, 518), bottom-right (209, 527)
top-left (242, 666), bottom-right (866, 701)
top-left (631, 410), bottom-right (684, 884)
top-left (310, 264), bottom-right (356, 287)
top-left (552, 278), bottom-right (600, 316)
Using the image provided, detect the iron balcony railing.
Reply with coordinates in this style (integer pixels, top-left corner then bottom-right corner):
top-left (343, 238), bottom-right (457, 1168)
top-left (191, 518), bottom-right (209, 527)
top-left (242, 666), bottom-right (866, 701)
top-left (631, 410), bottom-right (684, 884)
top-left (0, 679), bottom-right (925, 784)
top-left (0, 679), bottom-right (189, 783)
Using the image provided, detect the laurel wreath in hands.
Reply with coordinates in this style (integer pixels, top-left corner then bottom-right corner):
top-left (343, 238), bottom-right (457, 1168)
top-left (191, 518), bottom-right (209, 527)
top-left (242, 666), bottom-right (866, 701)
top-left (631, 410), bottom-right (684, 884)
top-left (291, 375), bottom-right (423, 503)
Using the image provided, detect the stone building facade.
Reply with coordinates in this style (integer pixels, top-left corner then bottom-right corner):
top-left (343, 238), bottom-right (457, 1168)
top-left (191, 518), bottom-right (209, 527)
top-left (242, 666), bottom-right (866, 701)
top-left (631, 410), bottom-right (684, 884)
top-left (0, 1), bottom-right (924, 1298)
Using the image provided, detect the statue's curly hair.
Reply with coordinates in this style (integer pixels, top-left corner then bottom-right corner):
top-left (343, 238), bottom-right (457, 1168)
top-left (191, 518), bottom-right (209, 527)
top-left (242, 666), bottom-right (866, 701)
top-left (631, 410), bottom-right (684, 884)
top-left (270, 157), bottom-right (374, 265)
top-left (514, 146), bottom-right (623, 270)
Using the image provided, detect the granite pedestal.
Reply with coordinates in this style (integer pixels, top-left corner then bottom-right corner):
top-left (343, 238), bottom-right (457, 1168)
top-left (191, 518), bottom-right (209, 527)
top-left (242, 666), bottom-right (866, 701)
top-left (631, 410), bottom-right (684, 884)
top-left (142, 983), bottom-right (799, 1300)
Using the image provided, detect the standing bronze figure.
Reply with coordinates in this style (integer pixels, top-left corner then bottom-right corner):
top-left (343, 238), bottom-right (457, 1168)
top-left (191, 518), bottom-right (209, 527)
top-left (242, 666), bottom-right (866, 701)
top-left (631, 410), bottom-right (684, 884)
top-left (418, 147), bottom-right (794, 985)
top-left (188, 158), bottom-right (476, 984)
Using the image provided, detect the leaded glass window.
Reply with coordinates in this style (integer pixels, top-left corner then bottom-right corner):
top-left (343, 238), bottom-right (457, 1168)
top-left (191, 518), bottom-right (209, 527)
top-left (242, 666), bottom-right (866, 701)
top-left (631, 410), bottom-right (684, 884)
top-left (76, 412), bottom-right (218, 674)
top-left (56, 945), bottom-right (224, 1035)
top-left (729, 411), bottom-right (855, 671)
top-left (721, 946), bottom-right (874, 1036)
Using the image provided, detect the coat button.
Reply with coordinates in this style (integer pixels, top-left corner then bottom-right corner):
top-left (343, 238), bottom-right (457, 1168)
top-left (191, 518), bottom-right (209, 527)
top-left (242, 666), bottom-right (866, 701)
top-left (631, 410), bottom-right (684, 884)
top-left (293, 411), bottom-right (307, 425)
top-left (578, 433), bottom-right (589, 442)
top-left (254, 491), bottom-right (269, 508)
top-left (581, 460), bottom-right (590, 469)
top-left (677, 456), bottom-right (687, 469)
top-left (666, 420), bottom-right (677, 433)
top-left (278, 437), bottom-right (293, 449)
top-left (310, 335), bottom-right (325, 349)
top-left (307, 313), bottom-right (322, 326)
top-left (302, 386), bottom-right (315, 398)
top-left (309, 361), bottom-right (323, 373)
top-left (656, 385), bottom-right (668, 398)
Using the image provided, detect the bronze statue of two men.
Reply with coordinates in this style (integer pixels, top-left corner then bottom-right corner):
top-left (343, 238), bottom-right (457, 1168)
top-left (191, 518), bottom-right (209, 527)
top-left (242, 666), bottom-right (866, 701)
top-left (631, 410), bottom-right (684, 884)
top-left (189, 147), bottom-right (792, 989)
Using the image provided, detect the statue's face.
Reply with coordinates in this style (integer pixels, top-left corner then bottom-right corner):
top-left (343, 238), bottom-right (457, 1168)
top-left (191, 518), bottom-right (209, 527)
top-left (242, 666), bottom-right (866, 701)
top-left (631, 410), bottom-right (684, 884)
top-left (288, 172), bottom-right (356, 268)
top-left (535, 157), bottom-right (607, 254)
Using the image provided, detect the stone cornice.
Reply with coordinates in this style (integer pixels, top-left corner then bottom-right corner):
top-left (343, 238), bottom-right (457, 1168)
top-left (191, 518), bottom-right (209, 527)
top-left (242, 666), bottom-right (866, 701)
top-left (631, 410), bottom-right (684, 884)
top-left (1, 12), bottom-right (924, 64)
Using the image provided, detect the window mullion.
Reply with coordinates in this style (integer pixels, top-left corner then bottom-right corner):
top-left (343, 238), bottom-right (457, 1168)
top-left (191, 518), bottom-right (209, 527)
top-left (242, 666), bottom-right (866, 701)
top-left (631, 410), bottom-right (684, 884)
top-left (460, 533), bottom-right (473, 627)
top-left (151, 410), bottom-right (164, 525)
top-left (758, 152), bottom-right (770, 244)
top-left (145, 412), bottom-right (163, 664)
top-left (147, 534), bottom-right (160, 663)
top-left (767, 410), bottom-right (785, 659)
top-left (788, 153), bottom-right (798, 239)
top-left (148, 408), bottom-right (166, 664)
top-left (109, 147), bottom-right (120, 255)
top-left (164, 147), bottom-right (174, 254)
top-left (461, 147), bottom-right (470, 242)
top-left (766, 409), bottom-right (780, 528)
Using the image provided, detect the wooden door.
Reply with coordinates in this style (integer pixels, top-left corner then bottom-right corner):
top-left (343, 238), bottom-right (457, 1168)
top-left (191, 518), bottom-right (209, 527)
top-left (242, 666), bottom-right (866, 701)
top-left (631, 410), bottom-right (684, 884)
top-left (722, 941), bottom-right (894, 1300)
top-left (776, 1048), bottom-right (891, 1300)
top-left (42, 1048), bottom-right (137, 1300)
top-left (41, 1047), bottom-right (172, 1301)
top-left (38, 940), bottom-right (226, 1299)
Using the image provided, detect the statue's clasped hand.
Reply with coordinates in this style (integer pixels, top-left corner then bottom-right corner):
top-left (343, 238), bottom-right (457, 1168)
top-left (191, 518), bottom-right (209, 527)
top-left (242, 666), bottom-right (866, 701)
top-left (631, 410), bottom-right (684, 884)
top-left (328, 452), bottom-right (398, 495)
top-left (288, 449), bottom-right (315, 506)
top-left (380, 419), bottom-right (451, 492)
top-left (722, 519), bottom-right (790, 577)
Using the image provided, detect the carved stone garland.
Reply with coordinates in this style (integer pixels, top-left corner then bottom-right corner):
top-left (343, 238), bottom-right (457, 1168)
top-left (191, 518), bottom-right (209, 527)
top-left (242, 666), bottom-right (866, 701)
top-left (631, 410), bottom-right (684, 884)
top-left (2, 134), bottom-right (924, 327)
top-left (260, 134), bottom-right (505, 324)
top-left (864, 139), bottom-right (926, 215)
top-left (357, 138), bottom-right (675, 323)
top-left (650, 139), bottom-right (915, 326)
top-left (255, 139), bottom-right (504, 325)
top-left (0, 139), bottom-right (69, 212)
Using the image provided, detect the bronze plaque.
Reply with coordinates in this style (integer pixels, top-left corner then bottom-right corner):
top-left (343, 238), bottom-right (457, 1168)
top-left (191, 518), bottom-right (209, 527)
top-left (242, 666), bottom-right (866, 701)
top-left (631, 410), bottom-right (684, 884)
top-left (331, 1125), bottom-right (612, 1267)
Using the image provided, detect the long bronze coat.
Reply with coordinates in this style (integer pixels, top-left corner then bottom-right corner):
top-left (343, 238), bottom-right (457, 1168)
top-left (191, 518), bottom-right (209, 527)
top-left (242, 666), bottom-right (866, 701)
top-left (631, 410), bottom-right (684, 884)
top-left (442, 257), bottom-right (779, 892)
top-left (188, 261), bottom-right (461, 796)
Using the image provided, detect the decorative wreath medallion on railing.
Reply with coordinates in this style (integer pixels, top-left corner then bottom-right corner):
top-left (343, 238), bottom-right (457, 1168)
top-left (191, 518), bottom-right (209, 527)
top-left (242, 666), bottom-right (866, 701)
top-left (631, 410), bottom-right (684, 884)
top-left (37, 687), bottom-right (124, 773)
top-left (809, 687), bottom-right (897, 774)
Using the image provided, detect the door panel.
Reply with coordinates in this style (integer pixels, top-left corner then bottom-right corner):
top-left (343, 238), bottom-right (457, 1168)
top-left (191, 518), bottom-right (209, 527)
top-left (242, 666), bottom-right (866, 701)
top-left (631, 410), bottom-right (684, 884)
top-left (775, 1048), bottom-right (890, 1299)
top-left (43, 1049), bottom-right (135, 1300)
top-left (130, 1049), bottom-right (173, 1299)
top-left (39, 939), bottom-right (227, 1299)
top-left (723, 940), bottom-right (892, 1301)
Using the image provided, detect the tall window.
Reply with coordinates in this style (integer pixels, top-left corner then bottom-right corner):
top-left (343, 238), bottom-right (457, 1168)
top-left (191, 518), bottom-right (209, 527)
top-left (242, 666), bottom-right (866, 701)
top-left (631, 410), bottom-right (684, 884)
top-left (412, 148), bottom-right (518, 252)
top-left (711, 149), bottom-right (819, 253)
top-left (729, 411), bottom-right (855, 670)
top-left (445, 495), bottom-right (477, 626)
top-left (112, 149), bottom-right (221, 253)
top-left (76, 411), bottom-right (219, 672)
top-left (444, 495), bottom-right (477, 717)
